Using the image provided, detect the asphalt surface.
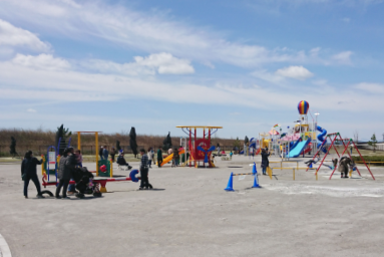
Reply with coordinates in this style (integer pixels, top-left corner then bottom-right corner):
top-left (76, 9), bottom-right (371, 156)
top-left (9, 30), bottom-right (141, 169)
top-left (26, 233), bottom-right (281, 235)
top-left (1, 155), bottom-right (384, 257)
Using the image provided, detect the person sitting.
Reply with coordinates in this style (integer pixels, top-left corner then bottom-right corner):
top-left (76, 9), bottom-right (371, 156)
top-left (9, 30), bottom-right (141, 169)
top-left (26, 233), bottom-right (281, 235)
top-left (117, 152), bottom-right (132, 170)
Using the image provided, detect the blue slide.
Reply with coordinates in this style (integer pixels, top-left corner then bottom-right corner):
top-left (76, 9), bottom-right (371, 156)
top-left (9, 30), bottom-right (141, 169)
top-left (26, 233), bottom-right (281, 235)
top-left (316, 126), bottom-right (327, 153)
top-left (287, 138), bottom-right (311, 158)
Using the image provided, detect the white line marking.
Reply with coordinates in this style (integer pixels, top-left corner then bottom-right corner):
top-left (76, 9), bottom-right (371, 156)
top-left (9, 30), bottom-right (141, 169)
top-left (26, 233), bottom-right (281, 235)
top-left (0, 233), bottom-right (12, 257)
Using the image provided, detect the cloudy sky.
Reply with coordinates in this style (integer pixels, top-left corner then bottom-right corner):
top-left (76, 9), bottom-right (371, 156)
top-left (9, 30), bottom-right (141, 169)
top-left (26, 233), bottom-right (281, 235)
top-left (0, 0), bottom-right (383, 140)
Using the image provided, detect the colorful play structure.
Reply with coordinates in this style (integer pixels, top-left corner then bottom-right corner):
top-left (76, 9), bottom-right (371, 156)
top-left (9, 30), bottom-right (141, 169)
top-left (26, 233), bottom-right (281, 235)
top-left (40, 131), bottom-right (139, 196)
top-left (224, 163), bottom-right (260, 191)
top-left (306, 132), bottom-right (375, 180)
top-left (175, 125), bottom-right (223, 168)
top-left (279, 100), bottom-right (328, 159)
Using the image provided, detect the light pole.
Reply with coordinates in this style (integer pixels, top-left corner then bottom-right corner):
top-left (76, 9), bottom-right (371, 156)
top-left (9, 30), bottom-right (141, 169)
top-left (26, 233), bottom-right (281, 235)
top-left (314, 113), bottom-right (320, 156)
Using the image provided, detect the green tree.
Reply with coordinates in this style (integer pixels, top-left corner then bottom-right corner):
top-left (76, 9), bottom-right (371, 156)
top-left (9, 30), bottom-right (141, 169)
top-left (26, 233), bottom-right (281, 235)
top-left (368, 133), bottom-right (378, 152)
top-left (233, 137), bottom-right (241, 149)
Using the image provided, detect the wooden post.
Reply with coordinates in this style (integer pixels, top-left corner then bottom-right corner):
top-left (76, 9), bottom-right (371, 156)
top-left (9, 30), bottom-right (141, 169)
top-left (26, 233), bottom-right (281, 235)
top-left (77, 131), bottom-right (81, 151)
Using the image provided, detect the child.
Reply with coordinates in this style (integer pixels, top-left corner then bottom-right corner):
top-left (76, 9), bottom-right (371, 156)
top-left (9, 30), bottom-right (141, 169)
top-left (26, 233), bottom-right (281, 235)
top-left (75, 149), bottom-right (83, 167)
top-left (229, 151), bottom-right (233, 160)
top-left (173, 148), bottom-right (179, 167)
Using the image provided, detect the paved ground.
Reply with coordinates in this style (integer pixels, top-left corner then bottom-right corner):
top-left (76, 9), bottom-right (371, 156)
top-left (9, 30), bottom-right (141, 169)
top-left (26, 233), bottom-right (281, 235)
top-left (1, 155), bottom-right (384, 257)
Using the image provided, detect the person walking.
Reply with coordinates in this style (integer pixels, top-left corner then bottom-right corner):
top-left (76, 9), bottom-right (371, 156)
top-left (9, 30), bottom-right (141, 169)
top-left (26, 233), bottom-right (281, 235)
top-left (21, 151), bottom-right (44, 199)
top-left (56, 147), bottom-right (77, 199)
top-left (110, 147), bottom-right (116, 162)
top-left (261, 148), bottom-right (270, 175)
top-left (139, 149), bottom-right (152, 190)
top-left (157, 146), bottom-right (163, 167)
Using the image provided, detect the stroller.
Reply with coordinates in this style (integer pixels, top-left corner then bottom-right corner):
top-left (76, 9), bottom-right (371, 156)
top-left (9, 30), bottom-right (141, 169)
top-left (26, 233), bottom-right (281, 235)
top-left (72, 167), bottom-right (102, 198)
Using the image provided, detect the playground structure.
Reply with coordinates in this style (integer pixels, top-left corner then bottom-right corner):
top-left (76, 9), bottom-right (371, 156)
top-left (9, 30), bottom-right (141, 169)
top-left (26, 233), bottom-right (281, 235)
top-left (176, 125), bottom-right (223, 168)
top-left (224, 163), bottom-right (260, 191)
top-left (279, 101), bottom-right (328, 159)
top-left (40, 131), bottom-right (140, 195)
top-left (305, 132), bottom-right (375, 180)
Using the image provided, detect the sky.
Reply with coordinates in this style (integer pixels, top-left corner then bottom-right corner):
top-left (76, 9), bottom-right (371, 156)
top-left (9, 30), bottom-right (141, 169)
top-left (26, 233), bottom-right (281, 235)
top-left (0, 0), bottom-right (384, 141)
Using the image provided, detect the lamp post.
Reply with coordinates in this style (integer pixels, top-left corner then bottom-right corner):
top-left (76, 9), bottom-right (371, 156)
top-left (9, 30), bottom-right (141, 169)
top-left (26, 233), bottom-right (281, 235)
top-left (314, 113), bottom-right (320, 156)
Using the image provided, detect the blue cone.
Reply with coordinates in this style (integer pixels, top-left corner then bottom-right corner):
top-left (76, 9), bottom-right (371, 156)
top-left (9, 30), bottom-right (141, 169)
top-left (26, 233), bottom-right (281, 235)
top-left (224, 172), bottom-right (235, 191)
top-left (309, 163), bottom-right (313, 168)
top-left (252, 162), bottom-right (257, 175)
top-left (252, 174), bottom-right (261, 188)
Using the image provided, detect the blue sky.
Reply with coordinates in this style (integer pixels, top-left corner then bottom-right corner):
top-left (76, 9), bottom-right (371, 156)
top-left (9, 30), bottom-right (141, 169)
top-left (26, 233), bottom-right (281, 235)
top-left (0, 0), bottom-right (383, 141)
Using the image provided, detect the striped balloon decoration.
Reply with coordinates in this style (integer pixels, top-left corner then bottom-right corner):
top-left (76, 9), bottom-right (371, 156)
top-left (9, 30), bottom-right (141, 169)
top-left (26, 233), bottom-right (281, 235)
top-left (297, 100), bottom-right (309, 115)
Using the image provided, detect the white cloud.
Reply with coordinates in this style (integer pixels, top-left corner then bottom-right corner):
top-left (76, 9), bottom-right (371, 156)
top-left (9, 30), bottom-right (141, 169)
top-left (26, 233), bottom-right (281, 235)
top-left (251, 69), bottom-right (284, 83)
top-left (12, 54), bottom-right (71, 71)
top-left (82, 53), bottom-right (194, 75)
top-left (0, 19), bottom-right (50, 52)
top-left (27, 108), bottom-right (37, 113)
top-left (0, 59), bottom-right (384, 113)
top-left (312, 79), bottom-right (328, 86)
top-left (275, 66), bottom-right (314, 80)
top-left (0, 0), bottom-right (343, 68)
top-left (332, 51), bottom-right (353, 64)
top-left (354, 83), bottom-right (384, 94)
top-left (134, 53), bottom-right (194, 74)
top-left (342, 17), bottom-right (351, 23)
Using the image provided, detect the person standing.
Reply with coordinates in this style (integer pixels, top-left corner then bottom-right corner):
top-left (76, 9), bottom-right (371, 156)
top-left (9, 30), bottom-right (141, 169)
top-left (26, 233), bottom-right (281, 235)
top-left (157, 146), bottom-right (163, 167)
top-left (147, 148), bottom-right (153, 168)
top-left (99, 146), bottom-right (103, 160)
top-left (102, 145), bottom-right (109, 160)
top-left (216, 143), bottom-right (221, 156)
top-left (21, 151), bottom-right (44, 199)
top-left (68, 149), bottom-right (82, 195)
top-left (261, 148), bottom-right (270, 175)
top-left (110, 147), bottom-right (116, 162)
top-left (173, 148), bottom-right (179, 167)
top-left (56, 147), bottom-right (77, 199)
top-left (139, 149), bottom-right (152, 190)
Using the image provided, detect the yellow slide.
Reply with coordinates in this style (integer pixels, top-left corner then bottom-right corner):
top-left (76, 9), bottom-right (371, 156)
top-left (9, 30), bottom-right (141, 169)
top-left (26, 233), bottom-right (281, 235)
top-left (160, 149), bottom-right (185, 167)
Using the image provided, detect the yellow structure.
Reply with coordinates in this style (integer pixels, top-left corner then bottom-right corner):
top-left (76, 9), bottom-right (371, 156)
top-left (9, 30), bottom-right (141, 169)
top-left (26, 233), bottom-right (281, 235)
top-left (76, 131), bottom-right (112, 177)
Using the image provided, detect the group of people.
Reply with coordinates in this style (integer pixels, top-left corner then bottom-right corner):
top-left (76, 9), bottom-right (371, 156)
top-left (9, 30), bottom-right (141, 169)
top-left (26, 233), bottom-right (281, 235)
top-left (21, 147), bottom-right (83, 199)
top-left (99, 146), bottom-right (117, 162)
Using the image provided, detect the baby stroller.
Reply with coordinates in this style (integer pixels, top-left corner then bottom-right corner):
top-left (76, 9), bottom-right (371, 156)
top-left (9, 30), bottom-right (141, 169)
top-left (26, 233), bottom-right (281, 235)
top-left (72, 167), bottom-right (102, 198)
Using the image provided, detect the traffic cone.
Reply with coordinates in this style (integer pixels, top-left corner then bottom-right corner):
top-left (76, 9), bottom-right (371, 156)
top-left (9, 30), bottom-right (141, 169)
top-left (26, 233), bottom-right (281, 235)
top-left (224, 172), bottom-right (235, 191)
top-left (252, 174), bottom-right (261, 188)
top-left (252, 162), bottom-right (257, 175)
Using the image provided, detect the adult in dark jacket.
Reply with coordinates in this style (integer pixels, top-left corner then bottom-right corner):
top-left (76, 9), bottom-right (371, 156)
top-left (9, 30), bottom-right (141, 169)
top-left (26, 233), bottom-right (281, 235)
top-left (116, 152), bottom-right (132, 170)
top-left (56, 147), bottom-right (77, 199)
top-left (261, 148), bottom-right (270, 175)
top-left (157, 146), bottom-right (163, 168)
top-left (21, 151), bottom-right (44, 199)
top-left (110, 147), bottom-right (116, 162)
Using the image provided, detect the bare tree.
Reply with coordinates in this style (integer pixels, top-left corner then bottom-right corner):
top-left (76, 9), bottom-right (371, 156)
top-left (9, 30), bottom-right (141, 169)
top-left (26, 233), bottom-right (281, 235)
top-left (353, 130), bottom-right (359, 143)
